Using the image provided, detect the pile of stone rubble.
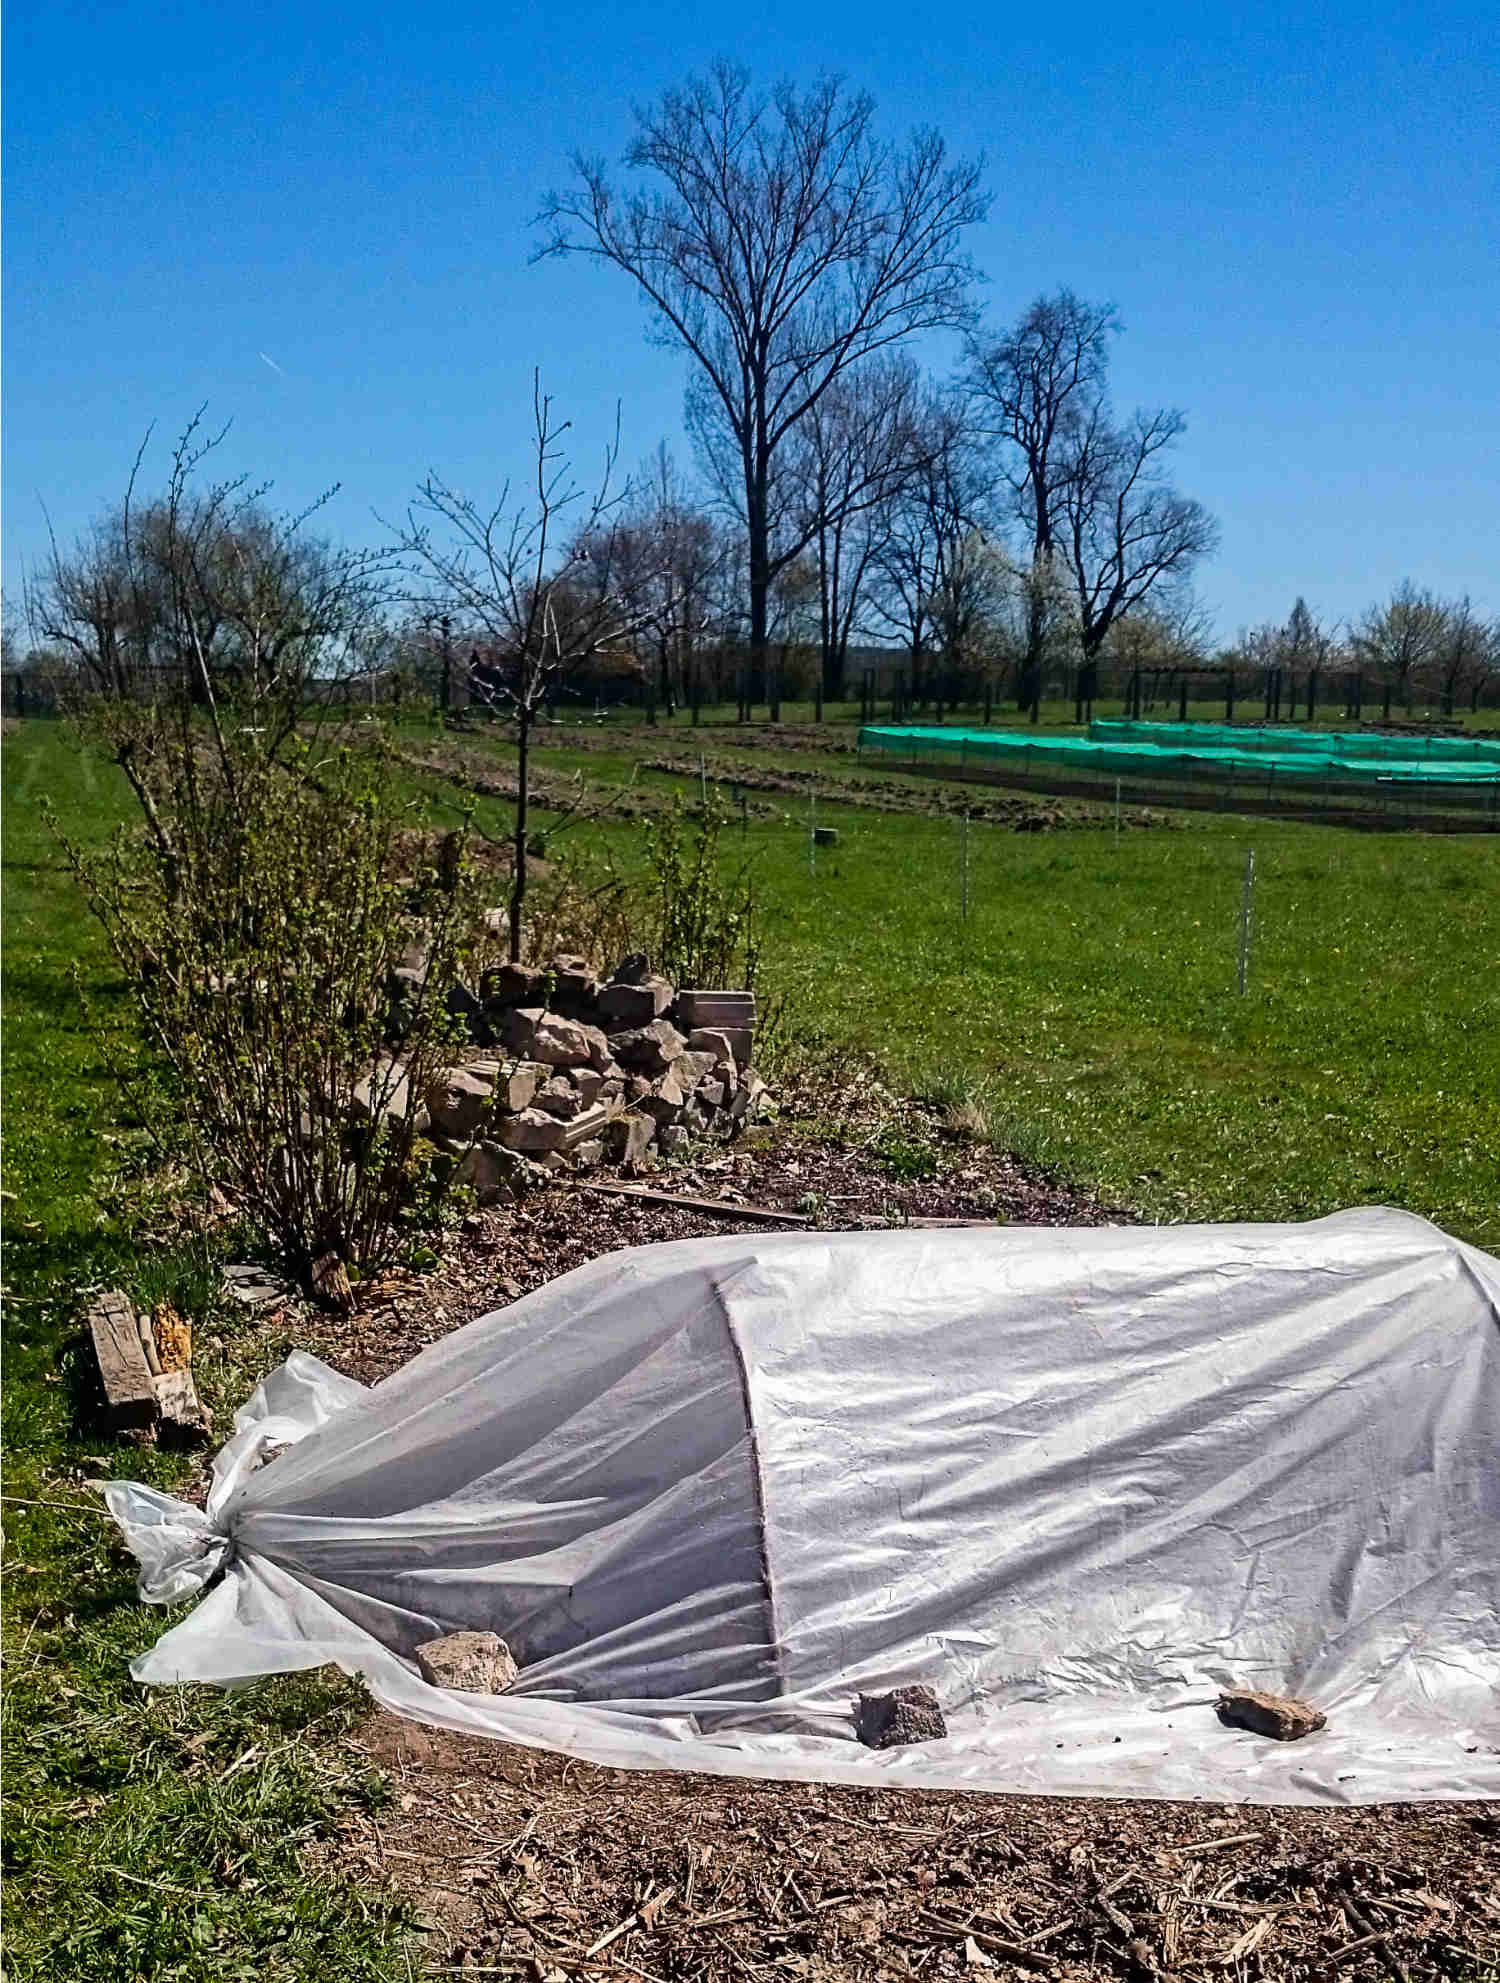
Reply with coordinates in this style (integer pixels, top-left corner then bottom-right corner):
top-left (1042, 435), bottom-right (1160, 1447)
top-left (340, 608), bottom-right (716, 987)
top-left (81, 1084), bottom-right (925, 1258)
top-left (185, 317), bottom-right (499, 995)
top-left (387, 951), bottom-right (769, 1204)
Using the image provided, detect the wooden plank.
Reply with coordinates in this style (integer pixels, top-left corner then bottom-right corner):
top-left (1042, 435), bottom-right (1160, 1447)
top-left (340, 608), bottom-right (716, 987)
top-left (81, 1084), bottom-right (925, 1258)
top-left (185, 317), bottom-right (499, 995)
top-left (87, 1290), bottom-right (159, 1431)
top-left (574, 1180), bottom-right (810, 1225)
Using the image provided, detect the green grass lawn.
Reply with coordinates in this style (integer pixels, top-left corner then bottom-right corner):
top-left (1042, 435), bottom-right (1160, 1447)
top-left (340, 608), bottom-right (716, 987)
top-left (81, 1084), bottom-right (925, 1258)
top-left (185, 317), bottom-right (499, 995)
top-left (444, 718), bottom-right (1500, 1248)
top-left (1, 722), bottom-right (416, 1982)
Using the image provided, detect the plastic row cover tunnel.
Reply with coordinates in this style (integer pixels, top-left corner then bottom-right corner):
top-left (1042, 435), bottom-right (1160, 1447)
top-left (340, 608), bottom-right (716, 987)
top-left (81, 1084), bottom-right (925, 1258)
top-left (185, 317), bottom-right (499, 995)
top-left (107, 1209), bottom-right (1500, 1804)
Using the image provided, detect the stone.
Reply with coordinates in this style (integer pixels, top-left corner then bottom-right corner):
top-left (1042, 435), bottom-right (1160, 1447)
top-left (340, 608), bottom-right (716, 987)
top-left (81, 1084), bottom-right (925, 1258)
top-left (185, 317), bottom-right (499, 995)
top-left (687, 1027), bottom-right (737, 1064)
top-left (660, 1124), bottom-right (690, 1156)
top-left (856, 1686), bottom-right (947, 1750)
top-left (639, 1069), bottom-right (688, 1128)
top-left (494, 1108), bottom-right (570, 1154)
top-left (1216, 1690), bottom-right (1327, 1741)
top-left (729, 1069), bottom-right (769, 1121)
top-left (609, 951), bottom-right (651, 985)
top-left (495, 1061), bottom-right (545, 1114)
top-left (611, 1019), bottom-right (687, 1074)
top-left (481, 962), bottom-right (548, 1011)
top-left (453, 1141), bottom-right (523, 1205)
top-left (414, 1630), bottom-right (519, 1695)
top-left (397, 934), bottom-right (430, 977)
top-left (697, 1077), bottom-right (727, 1110)
top-left (572, 1139), bottom-right (605, 1169)
top-left (571, 1066), bottom-right (604, 1107)
top-left (672, 1049), bottom-right (717, 1096)
top-left (599, 977), bottom-right (673, 1028)
top-left (534, 1075), bottom-right (586, 1119)
top-left (599, 1075), bottom-right (625, 1102)
top-left (675, 989), bottom-right (755, 1031)
top-left (605, 1111), bottom-right (656, 1165)
top-left (626, 1074), bottom-right (652, 1104)
top-left (498, 1005), bottom-right (546, 1055)
top-left (223, 1264), bottom-right (284, 1311)
top-left (424, 1067), bottom-right (496, 1139)
top-left (352, 1056), bottom-right (411, 1124)
top-left (444, 980), bottom-right (489, 1043)
top-left (560, 1103), bottom-right (611, 1149)
top-left (582, 1023), bottom-right (615, 1071)
top-left (531, 1013), bottom-right (599, 1067)
top-left (548, 954), bottom-right (600, 1019)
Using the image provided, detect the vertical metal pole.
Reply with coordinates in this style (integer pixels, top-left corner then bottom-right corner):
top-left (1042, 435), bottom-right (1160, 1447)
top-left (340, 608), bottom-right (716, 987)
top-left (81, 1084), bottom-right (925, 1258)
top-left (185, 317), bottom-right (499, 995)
top-left (1114, 778), bottom-right (1122, 842)
top-left (1237, 849), bottom-right (1256, 996)
top-left (961, 809), bottom-right (970, 923)
top-left (809, 789), bottom-right (817, 877)
top-left (700, 753), bottom-right (707, 809)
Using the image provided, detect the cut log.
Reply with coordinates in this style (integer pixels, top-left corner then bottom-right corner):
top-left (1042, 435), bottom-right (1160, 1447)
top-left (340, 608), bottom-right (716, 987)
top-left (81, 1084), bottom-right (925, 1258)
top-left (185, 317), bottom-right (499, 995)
top-left (87, 1290), bottom-right (160, 1434)
top-left (154, 1368), bottom-right (212, 1447)
top-left (311, 1252), bottom-right (354, 1313)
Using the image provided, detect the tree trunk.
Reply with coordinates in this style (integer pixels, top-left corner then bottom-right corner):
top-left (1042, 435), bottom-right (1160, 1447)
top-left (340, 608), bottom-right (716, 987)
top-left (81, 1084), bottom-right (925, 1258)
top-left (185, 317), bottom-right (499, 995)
top-left (747, 453), bottom-right (770, 710)
top-left (510, 702), bottom-right (530, 964)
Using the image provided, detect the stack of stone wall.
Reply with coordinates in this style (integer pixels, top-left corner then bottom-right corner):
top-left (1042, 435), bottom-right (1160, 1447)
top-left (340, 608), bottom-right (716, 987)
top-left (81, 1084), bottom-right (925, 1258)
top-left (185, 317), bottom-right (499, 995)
top-left (391, 952), bottom-right (767, 1205)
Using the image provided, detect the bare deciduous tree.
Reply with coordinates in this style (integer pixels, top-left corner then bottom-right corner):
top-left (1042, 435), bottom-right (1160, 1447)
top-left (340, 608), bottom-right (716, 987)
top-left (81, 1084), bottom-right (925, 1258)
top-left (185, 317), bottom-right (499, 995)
top-left (397, 377), bottom-right (651, 959)
top-left (1057, 404), bottom-right (1218, 662)
top-left (970, 292), bottom-right (1215, 672)
top-left (784, 354), bottom-right (928, 702)
top-left (1351, 581), bottom-right (1452, 712)
top-left (538, 63), bottom-right (987, 685)
top-left (604, 447), bottom-right (728, 718)
top-left (866, 386), bottom-right (986, 696)
top-left (27, 411), bottom-right (388, 894)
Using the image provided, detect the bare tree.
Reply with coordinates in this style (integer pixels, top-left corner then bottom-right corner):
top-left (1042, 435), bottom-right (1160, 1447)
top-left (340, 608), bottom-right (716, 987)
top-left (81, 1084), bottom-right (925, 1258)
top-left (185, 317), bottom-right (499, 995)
top-left (1350, 581), bottom-right (1450, 711)
top-left (603, 447), bottom-right (727, 718)
top-left (782, 354), bottom-right (928, 702)
top-left (970, 292), bottom-right (1215, 674)
top-left (397, 377), bottom-right (650, 959)
top-left (1056, 404), bottom-right (1217, 663)
top-left (866, 385), bottom-right (987, 697)
top-left (27, 412), bottom-right (388, 892)
top-left (1429, 596), bottom-right (1498, 715)
top-left (538, 63), bottom-right (987, 685)
top-left (969, 291), bottom-right (1116, 565)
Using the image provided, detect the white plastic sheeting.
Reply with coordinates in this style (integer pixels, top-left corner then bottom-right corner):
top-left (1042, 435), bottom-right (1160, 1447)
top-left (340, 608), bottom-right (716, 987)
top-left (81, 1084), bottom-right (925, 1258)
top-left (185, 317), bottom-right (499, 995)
top-left (106, 1208), bottom-right (1500, 1804)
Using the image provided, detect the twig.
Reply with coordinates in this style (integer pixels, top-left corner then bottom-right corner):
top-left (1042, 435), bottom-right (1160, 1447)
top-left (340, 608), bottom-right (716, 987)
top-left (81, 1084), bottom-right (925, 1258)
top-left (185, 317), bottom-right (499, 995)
top-left (573, 1182), bottom-right (810, 1225)
top-left (1170, 1829), bottom-right (1263, 1856)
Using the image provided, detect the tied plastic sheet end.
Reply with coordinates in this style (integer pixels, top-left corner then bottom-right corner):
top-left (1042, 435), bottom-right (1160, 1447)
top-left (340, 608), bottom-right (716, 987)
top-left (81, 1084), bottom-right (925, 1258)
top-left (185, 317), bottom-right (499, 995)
top-left (102, 1481), bottom-right (231, 1604)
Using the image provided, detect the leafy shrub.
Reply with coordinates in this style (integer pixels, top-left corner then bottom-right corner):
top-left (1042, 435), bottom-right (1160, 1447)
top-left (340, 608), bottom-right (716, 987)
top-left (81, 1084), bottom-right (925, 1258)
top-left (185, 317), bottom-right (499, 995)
top-left (52, 733), bottom-right (485, 1290)
top-left (639, 795), bottom-right (762, 990)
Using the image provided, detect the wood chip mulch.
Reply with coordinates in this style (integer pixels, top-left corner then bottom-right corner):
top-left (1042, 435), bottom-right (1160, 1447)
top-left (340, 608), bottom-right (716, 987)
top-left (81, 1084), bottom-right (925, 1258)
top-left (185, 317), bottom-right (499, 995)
top-left (329, 1716), bottom-right (1499, 1981)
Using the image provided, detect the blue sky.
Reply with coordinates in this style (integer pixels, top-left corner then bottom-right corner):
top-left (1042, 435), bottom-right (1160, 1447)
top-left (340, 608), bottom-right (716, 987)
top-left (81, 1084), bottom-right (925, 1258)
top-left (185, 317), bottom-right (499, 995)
top-left (6, 0), bottom-right (1497, 643)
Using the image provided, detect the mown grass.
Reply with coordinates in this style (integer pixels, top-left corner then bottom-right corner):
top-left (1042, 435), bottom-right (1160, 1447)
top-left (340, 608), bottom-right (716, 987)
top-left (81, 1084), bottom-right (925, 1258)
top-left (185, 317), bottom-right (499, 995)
top-left (2, 721), bottom-right (416, 1981)
top-left (478, 724), bottom-right (1499, 1247)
